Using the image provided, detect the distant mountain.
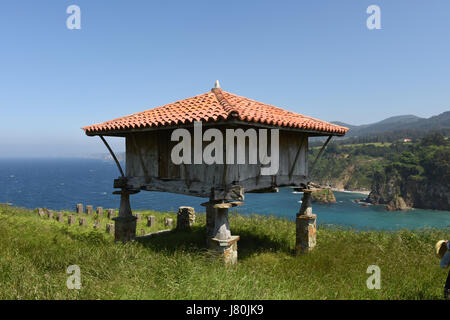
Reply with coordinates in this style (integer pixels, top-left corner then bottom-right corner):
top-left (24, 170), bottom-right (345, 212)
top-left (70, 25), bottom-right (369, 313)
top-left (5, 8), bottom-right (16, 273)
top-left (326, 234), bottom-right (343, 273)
top-left (333, 111), bottom-right (450, 138)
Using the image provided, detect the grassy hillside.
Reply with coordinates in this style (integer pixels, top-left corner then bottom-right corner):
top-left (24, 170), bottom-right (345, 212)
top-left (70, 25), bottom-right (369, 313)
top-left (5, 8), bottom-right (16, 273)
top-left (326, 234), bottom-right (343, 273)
top-left (309, 142), bottom-right (386, 191)
top-left (0, 205), bottom-right (449, 300)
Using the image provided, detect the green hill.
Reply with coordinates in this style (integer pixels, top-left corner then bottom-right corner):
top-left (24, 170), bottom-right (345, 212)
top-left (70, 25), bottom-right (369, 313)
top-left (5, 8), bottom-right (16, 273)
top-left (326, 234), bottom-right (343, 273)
top-left (332, 112), bottom-right (450, 138)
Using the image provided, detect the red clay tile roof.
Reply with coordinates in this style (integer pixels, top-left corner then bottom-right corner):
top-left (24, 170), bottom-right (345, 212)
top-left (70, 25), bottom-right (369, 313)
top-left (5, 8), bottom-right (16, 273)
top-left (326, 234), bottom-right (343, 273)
top-left (82, 88), bottom-right (349, 135)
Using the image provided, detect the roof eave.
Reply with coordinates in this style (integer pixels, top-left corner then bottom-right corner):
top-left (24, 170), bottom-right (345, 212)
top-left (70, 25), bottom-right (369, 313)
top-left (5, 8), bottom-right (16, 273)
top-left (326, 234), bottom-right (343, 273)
top-left (82, 119), bottom-right (348, 137)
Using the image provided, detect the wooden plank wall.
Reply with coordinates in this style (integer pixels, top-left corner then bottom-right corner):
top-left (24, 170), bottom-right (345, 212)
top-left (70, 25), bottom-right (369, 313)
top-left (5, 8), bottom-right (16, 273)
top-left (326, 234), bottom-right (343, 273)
top-left (125, 126), bottom-right (309, 198)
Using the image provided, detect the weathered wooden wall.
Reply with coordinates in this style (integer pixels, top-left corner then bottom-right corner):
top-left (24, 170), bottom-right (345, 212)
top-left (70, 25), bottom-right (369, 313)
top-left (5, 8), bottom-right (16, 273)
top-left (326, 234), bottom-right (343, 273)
top-left (125, 125), bottom-right (309, 199)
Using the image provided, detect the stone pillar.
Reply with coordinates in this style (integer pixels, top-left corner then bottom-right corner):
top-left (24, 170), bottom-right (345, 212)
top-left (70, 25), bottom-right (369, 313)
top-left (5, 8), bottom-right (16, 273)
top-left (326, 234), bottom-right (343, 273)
top-left (135, 213), bottom-right (142, 222)
top-left (107, 209), bottom-right (115, 219)
top-left (85, 205), bottom-right (93, 215)
top-left (37, 208), bottom-right (45, 217)
top-left (212, 207), bottom-right (231, 240)
top-left (164, 218), bottom-right (173, 228)
top-left (47, 210), bottom-right (54, 219)
top-left (79, 217), bottom-right (87, 227)
top-left (296, 214), bottom-right (317, 254)
top-left (207, 203), bottom-right (239, 265)
top-left (207, 236), bottom-right (240, 264)
top-left (96, 207), bottom-right (103, 217)
top-left (68, 215), bottom-right (75, 225)
top-left (299, 190), bottom-right (313, 216)
top-left (76, 204), bottom-right (83, 214)
top-left (93, 220), bottom-right (101, 229)
top-left (296, 190), bottom-right (317, 254)
top-left (106, 223), bottom-right (114, 234)
top-left (147, 215), bottom-right (156, 227)
top-left (176, 206), bottom-right (195, 231)
top-left (205, 201), bottom-right (218, 239)
top-left (112, 190), bottom-right (137, 242)
top-left (56, 212), bottom-right (64, 223)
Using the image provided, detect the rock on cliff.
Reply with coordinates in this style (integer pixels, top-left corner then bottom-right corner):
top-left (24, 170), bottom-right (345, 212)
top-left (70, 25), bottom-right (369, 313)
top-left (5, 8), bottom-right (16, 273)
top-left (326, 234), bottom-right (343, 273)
top-left (311, 188), bottom-right (337, 204)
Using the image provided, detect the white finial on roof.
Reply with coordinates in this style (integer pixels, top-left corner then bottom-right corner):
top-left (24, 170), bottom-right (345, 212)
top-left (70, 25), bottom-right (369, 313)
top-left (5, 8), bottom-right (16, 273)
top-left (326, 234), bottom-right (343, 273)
top-left (214, 80), bottom-right (221, 89)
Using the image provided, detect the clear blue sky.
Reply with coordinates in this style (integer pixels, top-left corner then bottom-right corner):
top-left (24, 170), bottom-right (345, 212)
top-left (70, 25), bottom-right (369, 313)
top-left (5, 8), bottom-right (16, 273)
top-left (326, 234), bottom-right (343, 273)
top-left (1, 0), bottom-right (449, 157)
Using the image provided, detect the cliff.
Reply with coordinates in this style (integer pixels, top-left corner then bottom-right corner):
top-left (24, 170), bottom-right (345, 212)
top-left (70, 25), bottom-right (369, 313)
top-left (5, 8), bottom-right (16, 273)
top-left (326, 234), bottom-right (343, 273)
top-left (309, 133), bottom-right (449, 211)
top-left (366, 142), bottom-right (450, 212)
top-left (367, 174), bottom-right (449, 211)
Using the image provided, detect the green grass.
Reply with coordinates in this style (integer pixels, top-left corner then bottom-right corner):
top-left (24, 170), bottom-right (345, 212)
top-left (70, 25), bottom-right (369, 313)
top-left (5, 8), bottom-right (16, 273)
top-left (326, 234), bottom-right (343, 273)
top-left (0, 204), bottom-right (448, 300)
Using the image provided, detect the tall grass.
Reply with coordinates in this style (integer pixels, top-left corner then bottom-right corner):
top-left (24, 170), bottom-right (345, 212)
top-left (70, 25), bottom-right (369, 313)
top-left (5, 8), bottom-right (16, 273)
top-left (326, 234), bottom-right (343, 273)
top-left (0, 205), bottom-right (448, 300)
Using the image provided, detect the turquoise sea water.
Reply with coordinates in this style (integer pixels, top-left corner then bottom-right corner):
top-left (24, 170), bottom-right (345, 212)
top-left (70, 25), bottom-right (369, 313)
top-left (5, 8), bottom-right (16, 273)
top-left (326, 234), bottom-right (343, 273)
top-left (0, 158), bottom-right (448, 230)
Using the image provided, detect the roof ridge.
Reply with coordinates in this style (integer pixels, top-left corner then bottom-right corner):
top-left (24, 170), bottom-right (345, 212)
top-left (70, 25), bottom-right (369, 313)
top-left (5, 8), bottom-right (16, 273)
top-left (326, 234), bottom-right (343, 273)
top-left (211, 88), bottom-right (239, 118)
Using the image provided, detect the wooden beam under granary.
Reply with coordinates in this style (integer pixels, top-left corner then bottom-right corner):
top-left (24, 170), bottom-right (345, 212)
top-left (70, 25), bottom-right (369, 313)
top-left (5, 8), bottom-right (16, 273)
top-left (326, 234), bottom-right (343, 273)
top-left (82, 81), bottom-right (348, 262)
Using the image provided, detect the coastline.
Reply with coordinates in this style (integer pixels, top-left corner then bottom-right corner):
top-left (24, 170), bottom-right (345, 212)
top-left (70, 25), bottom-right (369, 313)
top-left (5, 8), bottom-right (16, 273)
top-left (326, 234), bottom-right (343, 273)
top-left (331, 188), bottom-right (370, 196)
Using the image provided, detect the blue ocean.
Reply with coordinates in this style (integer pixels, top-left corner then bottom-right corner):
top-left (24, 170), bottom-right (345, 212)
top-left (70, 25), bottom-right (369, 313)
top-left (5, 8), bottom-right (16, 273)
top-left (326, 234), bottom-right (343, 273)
top-left (0, 158), bottom-right (449, 230)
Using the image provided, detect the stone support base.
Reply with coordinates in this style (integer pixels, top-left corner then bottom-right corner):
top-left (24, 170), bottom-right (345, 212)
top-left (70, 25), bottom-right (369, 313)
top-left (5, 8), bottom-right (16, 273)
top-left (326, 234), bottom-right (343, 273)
top-left (205, 201), bottom-right (218, 240)
top-left (147, 215), bottom-right (156, 227)
top-left (111, 184), bottom-right (139, 242)
top-left (207, 236), bottom-right (240, 265)
top-left (296, 214), bottom-right (317, 254)
top-left (112, 216), bottom-right (137, 242)
top-left (176, 206), bottom-right (195, 231)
